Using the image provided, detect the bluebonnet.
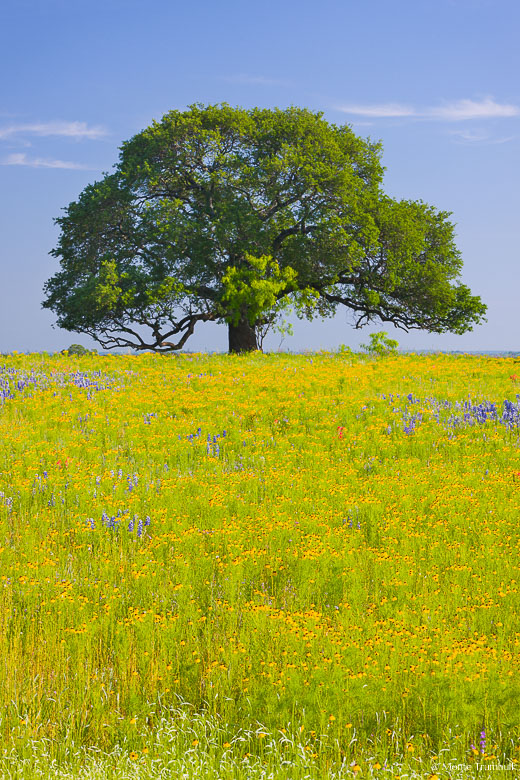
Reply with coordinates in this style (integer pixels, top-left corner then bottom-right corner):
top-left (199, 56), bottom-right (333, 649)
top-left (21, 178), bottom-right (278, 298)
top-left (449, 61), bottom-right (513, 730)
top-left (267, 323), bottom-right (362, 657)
top-left (205, 430), bottom-right (226, 457)
top-left (92, 510), bottom-right (148, 535)
top-left (382, 392), bottom-right (520, 435)
top-left (343, 509), bottom-right (360, 529)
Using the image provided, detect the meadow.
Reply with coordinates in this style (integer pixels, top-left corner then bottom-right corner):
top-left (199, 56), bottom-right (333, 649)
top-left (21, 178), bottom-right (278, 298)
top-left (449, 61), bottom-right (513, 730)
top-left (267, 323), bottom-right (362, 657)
top-left (0, 350), bottom-right (519, 779)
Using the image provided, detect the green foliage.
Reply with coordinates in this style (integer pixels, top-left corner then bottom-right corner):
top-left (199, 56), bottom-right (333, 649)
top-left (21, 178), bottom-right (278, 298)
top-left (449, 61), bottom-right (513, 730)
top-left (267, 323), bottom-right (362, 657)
top-left (337, 343), bottom-right (355, 357)
top-left (220, 254), bottom-right (297, 327)
top-left (42, 104), bottom-right (486, 353)
top-left (62, 344), bottom-right (97, 356)
top-left (93, 259), bottom-right (122, 311)
top-left (361, 331), bottom-right (399, 357)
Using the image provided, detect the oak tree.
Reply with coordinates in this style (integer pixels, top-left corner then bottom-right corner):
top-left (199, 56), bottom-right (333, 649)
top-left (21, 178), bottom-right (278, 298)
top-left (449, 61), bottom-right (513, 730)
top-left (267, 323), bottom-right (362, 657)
top-left (43, 104), bottom-right (486, 352)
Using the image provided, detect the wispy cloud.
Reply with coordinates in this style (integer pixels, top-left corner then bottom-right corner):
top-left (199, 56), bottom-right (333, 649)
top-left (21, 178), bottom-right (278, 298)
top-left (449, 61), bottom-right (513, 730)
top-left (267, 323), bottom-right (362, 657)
top-left (427, 98), bottom-right (519, 120)
top-left (1, 152), bottom-right (95, 170)
top-left (0, 120), bottom-right (108, 140)
top-left (337, 97), bottom-right (519, 121)
top-left (448, 129), bottom-right (517, 145)
top-left (337, 102), bottom-right (415, 118)
top-left (449, 129), bottom-right (489, 143)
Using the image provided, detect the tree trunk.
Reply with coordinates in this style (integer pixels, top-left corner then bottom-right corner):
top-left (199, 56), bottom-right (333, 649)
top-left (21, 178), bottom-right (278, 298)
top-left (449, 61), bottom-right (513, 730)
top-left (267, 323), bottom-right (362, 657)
top-left (228, 314), bottom-right (259, 353)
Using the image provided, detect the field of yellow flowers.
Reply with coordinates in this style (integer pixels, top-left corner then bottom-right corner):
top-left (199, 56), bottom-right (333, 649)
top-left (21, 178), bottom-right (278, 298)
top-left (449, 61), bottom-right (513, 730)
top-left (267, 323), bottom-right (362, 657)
top-left (1, 350), bottom-right (519, 778)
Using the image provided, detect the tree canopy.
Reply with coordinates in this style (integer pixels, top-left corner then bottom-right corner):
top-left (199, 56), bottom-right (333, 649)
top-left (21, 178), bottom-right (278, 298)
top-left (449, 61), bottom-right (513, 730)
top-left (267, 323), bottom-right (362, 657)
top-left (42, 104), bottom-right (486, 352)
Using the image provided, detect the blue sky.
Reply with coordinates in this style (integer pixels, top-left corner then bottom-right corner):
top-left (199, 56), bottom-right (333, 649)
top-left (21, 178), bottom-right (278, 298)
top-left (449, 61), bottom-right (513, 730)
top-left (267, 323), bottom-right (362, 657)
top-left (1, 0), bottom-right (518, 353)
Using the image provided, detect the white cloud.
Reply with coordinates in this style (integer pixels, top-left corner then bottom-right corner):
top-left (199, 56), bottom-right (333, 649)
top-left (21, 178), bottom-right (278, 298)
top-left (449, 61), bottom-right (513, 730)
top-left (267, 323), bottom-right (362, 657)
top-left (449, 129), bottom-right (489, 142)
top-left (0, 120), bottom-right (108, 140)
top-left (448, 129), bottom-right (517, 145)
top-left (337, 103), bottom-right (415, 118)
top-left (488, 135), bottom-right (516, 144)
top-left (427, 98), bottom-right (519, 120)
top-left (337, 97), bottom-right (519, 121)
top-left (1, 152), bottom-right (95, 169)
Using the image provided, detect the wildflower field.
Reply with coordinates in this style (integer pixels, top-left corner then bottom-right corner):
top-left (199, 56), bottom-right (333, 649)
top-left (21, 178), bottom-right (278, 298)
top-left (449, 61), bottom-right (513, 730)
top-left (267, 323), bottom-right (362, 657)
top-left (1, 350), bottom-right (520, 779)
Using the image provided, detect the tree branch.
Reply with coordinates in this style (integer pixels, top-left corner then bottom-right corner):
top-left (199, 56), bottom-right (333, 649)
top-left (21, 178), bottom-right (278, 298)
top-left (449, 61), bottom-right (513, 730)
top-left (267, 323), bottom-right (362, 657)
top-left (83, 311), bottom-right (217, 352)
top-left (271, 222), bottom-right (317, 254)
